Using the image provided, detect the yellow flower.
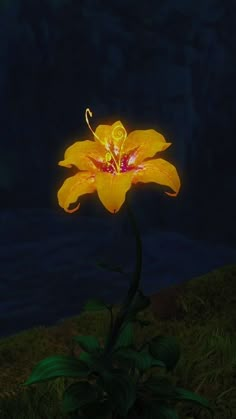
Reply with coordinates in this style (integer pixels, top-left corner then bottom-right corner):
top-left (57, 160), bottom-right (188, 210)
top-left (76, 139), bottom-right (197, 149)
top-left (57, 109), bottom-right (181, 214)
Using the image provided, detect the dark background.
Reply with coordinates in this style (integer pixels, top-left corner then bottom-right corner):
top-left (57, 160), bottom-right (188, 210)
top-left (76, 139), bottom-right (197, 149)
top-left (0, 0), bottom-right (235, 246)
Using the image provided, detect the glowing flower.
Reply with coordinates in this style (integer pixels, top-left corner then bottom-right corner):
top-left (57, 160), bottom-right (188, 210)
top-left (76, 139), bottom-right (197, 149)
top-left (57, 109), bottom-right (181, 214)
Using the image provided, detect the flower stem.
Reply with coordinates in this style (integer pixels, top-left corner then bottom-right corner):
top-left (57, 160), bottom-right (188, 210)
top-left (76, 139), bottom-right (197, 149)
top-left (103, 198), bottom-right (143, 356)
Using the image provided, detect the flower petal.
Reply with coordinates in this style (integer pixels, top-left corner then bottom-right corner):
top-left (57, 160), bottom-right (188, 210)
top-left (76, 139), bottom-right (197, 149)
top-left (57, 172), bottom-right (96, 213)
top-left (94, 121), bottom-right (127, 151)
top-left (124, 129), bottom-right (171, 165)
top-left (58, 140), bottom-right (105, 171)
top-left (132, 158), bottom-right (181, 196)
top-left (95, 171), bottom-right (133, 213)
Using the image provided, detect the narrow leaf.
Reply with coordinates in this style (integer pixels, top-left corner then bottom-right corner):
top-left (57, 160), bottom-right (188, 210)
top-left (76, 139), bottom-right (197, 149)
top-left (142, 401), bottom-right (179, 419)
top-left (173, 387), bottom-right (215, 414)
top-left (22, 356), bottom-right (90, 385)
top-left (113, 322), bottom-right (134, 351)
top-left (73, 335), bottom-right (101, 354)
top-left (78, 351), bottom-right (113, 376)
top-left (148, 335), bottom-right (180, 372)
top-left (101, 370), bottom-right (137, 417)
top-left (113, 347), bottom-right (165, 374)
top-left (62, 381), bottom-right (98, 413)
top-left (126, 290), bottom-right (151, 322)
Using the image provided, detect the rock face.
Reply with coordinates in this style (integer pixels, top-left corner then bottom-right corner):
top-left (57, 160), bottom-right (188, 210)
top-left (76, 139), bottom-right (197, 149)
top-left (0, 0), bottom-right (235, 246)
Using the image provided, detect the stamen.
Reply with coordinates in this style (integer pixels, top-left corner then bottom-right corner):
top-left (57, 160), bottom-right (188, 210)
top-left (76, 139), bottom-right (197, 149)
top-left (110, 124), bottom-right (127, 172)
top-left (85, 108), bottom-right (124, 174)
top-left (105, 152), bottom-right (112, 162)
top-left (111, 124), bottom-right (127, 143)
top-left (85, 108), bottom-right (101, 142)
top-left (105, 152), bottom-right (116, 172)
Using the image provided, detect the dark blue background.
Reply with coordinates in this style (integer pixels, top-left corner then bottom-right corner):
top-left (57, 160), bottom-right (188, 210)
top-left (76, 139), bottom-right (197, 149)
top-left (0, 0), bottom-right (235, 245)
top-left (0, 0), bottom-right (236, 339)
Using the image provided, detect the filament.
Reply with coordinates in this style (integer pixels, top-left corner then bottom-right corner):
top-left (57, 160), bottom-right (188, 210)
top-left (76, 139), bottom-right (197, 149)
top-left (111, 124), bottom-right (127, 169)
top-left (85, 108), bottom-right (124, 174)
top-left (85, 108), bottom-right (101, 141)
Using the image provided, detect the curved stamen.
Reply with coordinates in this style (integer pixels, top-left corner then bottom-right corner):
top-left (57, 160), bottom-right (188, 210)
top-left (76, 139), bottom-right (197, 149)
top-left (105, 152), bottom-right (116, 172)
top-left (85, 108), bottom-right (124, 174)
top-left (85, 108), bottom-right (101, 141)
top-left (111, 124), bottom-right (127, 170)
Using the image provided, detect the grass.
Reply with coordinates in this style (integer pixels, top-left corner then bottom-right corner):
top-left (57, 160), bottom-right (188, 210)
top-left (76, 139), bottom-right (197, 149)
top-left (0, 264), bottom-right (235, 418)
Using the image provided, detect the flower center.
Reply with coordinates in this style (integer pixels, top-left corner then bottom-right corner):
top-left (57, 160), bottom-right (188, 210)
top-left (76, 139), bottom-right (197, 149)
top-left (102, 152), bottom-right (135, 174)
top-left (85, 107), bottom-right (132, 174)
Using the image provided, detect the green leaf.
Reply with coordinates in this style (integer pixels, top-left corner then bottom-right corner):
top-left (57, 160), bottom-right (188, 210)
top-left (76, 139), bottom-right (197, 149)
top-left (142, 401), bottom-right (179, 419)
top-left (82, 298), bottom-right (112, 312)
top-left (140, 379), bottom-right (214, 416)
top-left (106, 292), bottom-right (151, 353)
top-left (126, 290), bottom-right (151, 321)
top-left (100, 369), bottom-right (137, 417)
top-left (172, 387), bottom-right (215, 415)
top-left (112, 322), bottom-right (134, 351)
top-left (148, 335), bottom-right (181, 372)
top-left (135, 348), bottom-right (166, 372)
top-left (62, 381), bottom-right (98, 413)
top-left (78, 351), bottom-right (114, 377)
top-left (78, 351), bottom-right (103, 371)
top-left (113, 347), bottom-right (166, 374)
top-left (112, 349), bottom-right (136, 371)
top-left (72, 335), bottom-right (102, 354)
top-left (79, 351), bottom-right (96, 368)
top-left (22, 356), bottom-right (90, 385)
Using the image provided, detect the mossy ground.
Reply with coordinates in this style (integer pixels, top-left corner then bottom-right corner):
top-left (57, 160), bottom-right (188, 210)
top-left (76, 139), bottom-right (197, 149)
top-left (0, 264), bottom-right (235, 418)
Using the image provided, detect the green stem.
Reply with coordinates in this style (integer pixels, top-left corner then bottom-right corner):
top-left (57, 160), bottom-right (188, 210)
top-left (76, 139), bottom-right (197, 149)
top-left (103, 199), bottom-right (143, 356)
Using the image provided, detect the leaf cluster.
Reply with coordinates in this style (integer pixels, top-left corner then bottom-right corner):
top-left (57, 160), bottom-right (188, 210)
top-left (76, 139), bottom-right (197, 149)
top-left (22, 292), bottom-right (215, 419)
